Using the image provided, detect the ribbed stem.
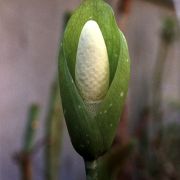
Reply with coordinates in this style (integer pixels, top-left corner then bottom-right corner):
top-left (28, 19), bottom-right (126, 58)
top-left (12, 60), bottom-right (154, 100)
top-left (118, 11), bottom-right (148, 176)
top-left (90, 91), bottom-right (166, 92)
top-left (85, 159), bottom-right (111, 180)
top-left (85, 160), bottom-right (98, 180)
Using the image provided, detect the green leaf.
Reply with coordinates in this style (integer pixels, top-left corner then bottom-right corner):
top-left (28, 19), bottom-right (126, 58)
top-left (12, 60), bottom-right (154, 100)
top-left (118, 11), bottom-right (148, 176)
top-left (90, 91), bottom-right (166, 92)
top-left (96, 30), bottom-right (130, 151)
top-left (59, 47), bottom-right (104, 160)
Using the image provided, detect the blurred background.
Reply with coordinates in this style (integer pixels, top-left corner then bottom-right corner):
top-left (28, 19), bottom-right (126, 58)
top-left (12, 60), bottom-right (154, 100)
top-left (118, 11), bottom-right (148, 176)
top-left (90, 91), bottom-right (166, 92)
top-left (0, 0), bottom-right (180, 179)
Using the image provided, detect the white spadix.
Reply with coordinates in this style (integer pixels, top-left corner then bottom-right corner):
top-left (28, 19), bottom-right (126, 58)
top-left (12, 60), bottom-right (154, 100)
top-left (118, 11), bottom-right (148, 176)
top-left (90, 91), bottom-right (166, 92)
top-left (75, 20), bottom-right (109, 103)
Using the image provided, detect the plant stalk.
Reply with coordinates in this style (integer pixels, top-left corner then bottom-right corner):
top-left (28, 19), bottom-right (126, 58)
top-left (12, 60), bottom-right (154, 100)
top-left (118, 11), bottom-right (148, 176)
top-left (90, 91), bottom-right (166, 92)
top-left (85, 141), bottom-right (135, 180)
top-left (44, 12), bottom-right (71, 180)
top-left (85, 159), bottom-right (111, 180)
top-left (20, 154), bottom-right (32, 180)
top-left (14, 104), bottom-right (39, 180)
top-left (44, 77), bottom-right (63, 180)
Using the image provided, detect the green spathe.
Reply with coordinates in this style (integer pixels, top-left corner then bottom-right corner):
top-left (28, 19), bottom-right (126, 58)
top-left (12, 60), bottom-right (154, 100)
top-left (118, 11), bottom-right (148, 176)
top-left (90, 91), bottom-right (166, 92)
top-left (59, 0), bottom-right (130, 160)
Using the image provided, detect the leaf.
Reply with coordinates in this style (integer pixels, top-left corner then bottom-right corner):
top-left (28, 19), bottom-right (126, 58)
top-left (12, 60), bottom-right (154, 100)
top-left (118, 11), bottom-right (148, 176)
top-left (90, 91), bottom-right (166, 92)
top-left (59, 47), bottom-right (104, 160)
top-left (96, 31), bottom-right (130, 150)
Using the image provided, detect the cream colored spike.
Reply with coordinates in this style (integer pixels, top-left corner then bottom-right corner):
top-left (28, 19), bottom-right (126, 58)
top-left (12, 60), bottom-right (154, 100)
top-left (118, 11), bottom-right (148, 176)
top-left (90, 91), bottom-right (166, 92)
top-left (75, 20), bottom-right (109, 103)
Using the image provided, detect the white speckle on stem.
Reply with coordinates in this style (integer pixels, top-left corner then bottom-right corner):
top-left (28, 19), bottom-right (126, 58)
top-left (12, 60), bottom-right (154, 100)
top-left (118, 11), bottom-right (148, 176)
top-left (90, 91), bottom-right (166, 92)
top-left (109, 103), bottom-right (113, 107)
top-left (115, 54), bottom-right (118, 58)
top-left (104, 110), bottom-right (107, 114)
top-left (120, 92), bottom-right (124, 97)
top-left (110, 123), bottom-right (113, 127)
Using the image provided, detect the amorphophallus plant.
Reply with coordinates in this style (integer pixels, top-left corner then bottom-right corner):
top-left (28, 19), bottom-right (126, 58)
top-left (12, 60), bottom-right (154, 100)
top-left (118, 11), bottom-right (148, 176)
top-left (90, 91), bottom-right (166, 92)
top-left (59, 0), bottom-right (130, 179)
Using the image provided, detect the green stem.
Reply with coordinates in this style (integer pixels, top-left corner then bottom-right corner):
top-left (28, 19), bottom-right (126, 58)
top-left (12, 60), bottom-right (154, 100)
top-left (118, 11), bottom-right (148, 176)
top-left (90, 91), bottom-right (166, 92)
top-left (85, 141), bottom-right (135, 180)
top-left (23, 104), bottom-right (39, 152)
top-left (19, 104), bottom-right (39, 180)
top-left (85, 159), bottom-right (111, 180)
top-left (44, 12), bottom-right (71, 180)
top-left (152, 17), bottom-right (176, 143)
top-left (85, 160), bottom-right (99, 180)
top-left (44, 78), bottom-right (62, 180)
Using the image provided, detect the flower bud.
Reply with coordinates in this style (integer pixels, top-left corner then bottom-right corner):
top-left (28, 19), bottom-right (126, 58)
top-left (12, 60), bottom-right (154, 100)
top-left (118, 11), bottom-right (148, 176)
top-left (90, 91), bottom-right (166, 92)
top-left (59, 0), bottom-right (130, 160)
